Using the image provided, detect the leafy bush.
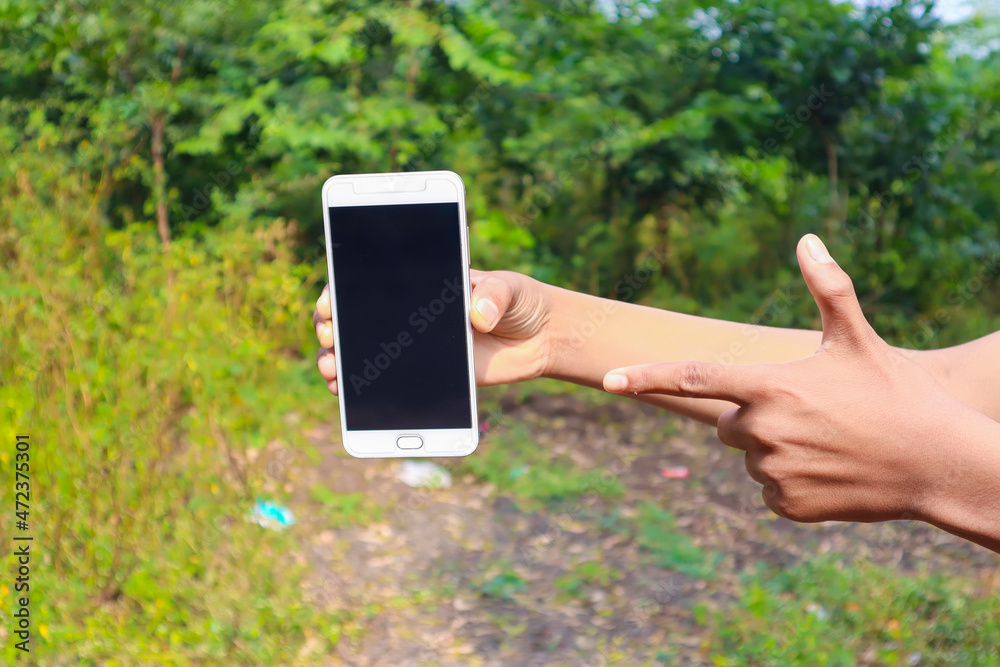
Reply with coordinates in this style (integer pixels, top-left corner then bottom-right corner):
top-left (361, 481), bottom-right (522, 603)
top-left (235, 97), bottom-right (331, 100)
top-left (5, 0), bottom-right (1000, 348)
top-left (0, 152), bottom-right (341, 664)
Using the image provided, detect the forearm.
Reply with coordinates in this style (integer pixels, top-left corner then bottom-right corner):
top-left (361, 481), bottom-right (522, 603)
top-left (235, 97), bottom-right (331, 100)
top-left (541, 283), bottom-right (822, 425)
top-left (540, 283), bottom-right (998, 426)
top-left (918, 407), bottom-right (1000, 553)
top-left (911, 331), bottom-right (1000, 422)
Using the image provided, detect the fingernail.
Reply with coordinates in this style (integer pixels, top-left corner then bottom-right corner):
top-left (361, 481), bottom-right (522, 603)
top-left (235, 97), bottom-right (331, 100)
top-left (805, 234), bottom-right (834, 264)
top-left (475, 298), bottom-right (498, 326)
top-left (604, 373), bottom-right (629, 392)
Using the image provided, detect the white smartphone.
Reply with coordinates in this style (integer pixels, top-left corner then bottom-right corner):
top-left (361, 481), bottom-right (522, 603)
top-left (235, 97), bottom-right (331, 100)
top-left (321, 170), bottom-right (479, 458)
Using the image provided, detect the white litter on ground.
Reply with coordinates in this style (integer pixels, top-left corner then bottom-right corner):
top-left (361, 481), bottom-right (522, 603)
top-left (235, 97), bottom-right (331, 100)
top-left (397, 460), bottom-right (452, 489)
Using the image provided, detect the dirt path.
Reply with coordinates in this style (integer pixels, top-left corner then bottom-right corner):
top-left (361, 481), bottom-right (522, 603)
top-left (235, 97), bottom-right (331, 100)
top-left (284, 391), bottom-right (997, 666)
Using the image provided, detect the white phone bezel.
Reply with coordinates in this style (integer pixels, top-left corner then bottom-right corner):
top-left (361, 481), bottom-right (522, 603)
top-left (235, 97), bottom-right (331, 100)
top-left (321, 171), bottom-right (479, 458)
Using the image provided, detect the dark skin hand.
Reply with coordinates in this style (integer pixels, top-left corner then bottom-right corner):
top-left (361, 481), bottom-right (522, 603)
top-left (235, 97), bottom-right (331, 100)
top-left (313, 235), bottom-right (1000, 552)
top-left (603, 236), bottom-right (1000, 552)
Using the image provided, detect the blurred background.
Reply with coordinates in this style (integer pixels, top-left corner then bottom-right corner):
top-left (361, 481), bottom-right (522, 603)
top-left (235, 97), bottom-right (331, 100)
top-left (2, 0), bottom-right (1000, 664)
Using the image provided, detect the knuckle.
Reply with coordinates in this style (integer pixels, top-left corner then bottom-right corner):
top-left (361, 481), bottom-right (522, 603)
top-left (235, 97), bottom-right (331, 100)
top-left (754, 455), bottom-right (774, 480)
top-left (753, 453), bottom-right (780, 481)
top-left (755, 375), bottom-right (789, 402)
top-left (677, 363), bottom-right (707, 395)
top-left (716, 411), bottom-right (739, 445)
top-left (765, 494), bottom-right (789, 518)
top-left (316, 347), bottom-right (336, 367)
top-left (763, 487), bottom-right (789, 517)
top-left (765, 487), bottom-right (814, 522)
top-left (761, 483), bottom-right (780, 508)
top-left (743, 451), bottom-right (766, 483)
top-left (480, 275), bottom-right (514, 303)
top-left (778, 500), bottom-right (810, 522)
top-left (827, 272), bottom-right (857, 301)
top-left (737, 411), bottom-right (772, 448)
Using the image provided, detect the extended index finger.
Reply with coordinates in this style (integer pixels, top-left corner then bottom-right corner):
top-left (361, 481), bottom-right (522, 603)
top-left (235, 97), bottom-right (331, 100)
top-left (603, 360), bottom-right (775, 406)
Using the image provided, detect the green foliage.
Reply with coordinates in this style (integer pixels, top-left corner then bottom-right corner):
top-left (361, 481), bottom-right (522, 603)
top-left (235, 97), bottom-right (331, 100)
top-left (4, 0), bottom-right (1000, 345)
top-left (554, 561), bottom-right (621, 600)
top-left (308, 485), bottom-right (384, 528)
top-left (477, 568), bottom-right (528, 602)
top-left (3, 1), bottom-right (1000, 661)
top-left (633, 502), bottom-right (720, 580)
top-left (4, 0), bottom-right (997, 344)
top-left (0, 152), bottom-right (337, 664)
top-left (456, 423), bottom-right (625, 504)
top-left (705, 555), bottom-right (1000, 666)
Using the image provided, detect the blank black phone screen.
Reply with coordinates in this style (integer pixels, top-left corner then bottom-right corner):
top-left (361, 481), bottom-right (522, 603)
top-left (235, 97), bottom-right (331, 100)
top-left (328, 202), bottom-right (474, 431)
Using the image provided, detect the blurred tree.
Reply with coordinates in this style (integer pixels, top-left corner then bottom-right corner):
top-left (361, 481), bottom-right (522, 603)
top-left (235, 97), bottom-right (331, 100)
top-left (715, 1), bottom-right (937, 228)
top-left (1, 0), bottom-right (997, 340)
top-left (0, 0), bottom-right (273, 243)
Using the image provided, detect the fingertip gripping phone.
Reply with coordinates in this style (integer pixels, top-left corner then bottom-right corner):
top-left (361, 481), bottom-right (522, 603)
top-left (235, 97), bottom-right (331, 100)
top-left (321, 171), bottom-right (478, 458)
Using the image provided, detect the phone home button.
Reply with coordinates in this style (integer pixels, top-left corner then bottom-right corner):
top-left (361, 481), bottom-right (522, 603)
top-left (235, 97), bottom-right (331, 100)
top-left (396, 435), bottom-right (423, 450)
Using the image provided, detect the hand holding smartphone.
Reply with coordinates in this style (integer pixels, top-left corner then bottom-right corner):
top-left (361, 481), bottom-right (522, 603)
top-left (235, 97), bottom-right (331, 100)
top-left (321, 171), bottom-right (478, 458)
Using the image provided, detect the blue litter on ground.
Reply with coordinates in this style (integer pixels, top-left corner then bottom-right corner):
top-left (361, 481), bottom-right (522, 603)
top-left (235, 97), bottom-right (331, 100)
top-left (248, 499), bottom-right (296, 529)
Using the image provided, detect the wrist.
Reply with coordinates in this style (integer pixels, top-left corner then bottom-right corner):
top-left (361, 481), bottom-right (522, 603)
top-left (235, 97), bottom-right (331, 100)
top-left (537, 282), bottom-right (611, 382)
top-left (538, 280), bottom-right (572, 380)
top-left (911, 404), bottom-right (1000, 551)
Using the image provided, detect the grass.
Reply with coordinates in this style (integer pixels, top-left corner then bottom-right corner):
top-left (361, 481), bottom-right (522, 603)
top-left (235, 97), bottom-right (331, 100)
top-left (476, 563), bottom-right (529, 602)
top-left (554, 561), bottom-right (621, 601)
top-left (0, 158), bottom-right (341, 664)
top-left (308, 484), bottom-right (385, 528)
top-left (6, 156), bottom-right (997, 665)
top-left (632, 502), bottom-right (722, 580)
top-left (448, 393), bottom-right (999, 664)
top-left (455, 421), bottom-right (625, 505)
top-left (704, 555), bottom-right (1000, 665)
